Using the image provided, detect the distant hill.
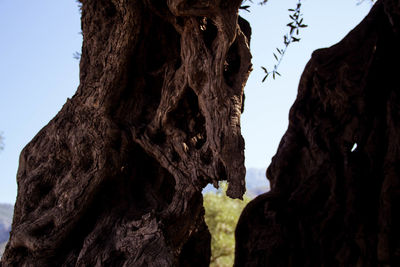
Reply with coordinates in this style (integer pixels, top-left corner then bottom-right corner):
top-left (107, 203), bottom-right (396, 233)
top-left (0, 203), bottom-right (13, 257)
top-left (0, 223), bottom-right (11, 244)
top-left (245, 168), bottom-right (270, 197)
top-left (202, 167), bottom-right (270, 197)
top-left (0, 241), bottom-right (6, 258)
top-left (0, 204), bottom-right (13, 229)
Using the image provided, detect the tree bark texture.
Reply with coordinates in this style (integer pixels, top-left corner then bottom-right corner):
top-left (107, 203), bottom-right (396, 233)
top-left (1, 0), bottom-right (251, 266)
top-left (235, 1), bottom-right (400, 266)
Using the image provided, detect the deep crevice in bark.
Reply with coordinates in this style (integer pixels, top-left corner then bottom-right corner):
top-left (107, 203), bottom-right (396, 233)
top-left (200, 17), bottom-right (218, 50)
top-left (224, 39), bottom-right (241, 87)
top-left (167, 87), bottom-right (207, 150)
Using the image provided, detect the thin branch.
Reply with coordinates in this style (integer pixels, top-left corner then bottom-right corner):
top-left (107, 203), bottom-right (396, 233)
top-left (261, 0), bottom-right (307, 81)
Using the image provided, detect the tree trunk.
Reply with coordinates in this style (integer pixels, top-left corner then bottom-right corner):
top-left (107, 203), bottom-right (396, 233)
top-left (235, 0), bottom-right (400, 266)
top-left (1, 0), bottom-right (251, 266)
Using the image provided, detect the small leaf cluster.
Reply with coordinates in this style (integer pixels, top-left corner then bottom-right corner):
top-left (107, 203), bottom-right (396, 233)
top-left (0, 132), bottom-right (4, 151)
top-left (262, 0), bottom-right (307, 81)
top-left (73, 52), bottom-right (81, 60)
top-left (239, 5), bottom-right (251, 12)
top-left (239, 0), bottom-right (253, 12)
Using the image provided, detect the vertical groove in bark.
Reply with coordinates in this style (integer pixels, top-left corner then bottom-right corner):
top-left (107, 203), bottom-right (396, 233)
top-left (235, 1), bottom-right (400, 266)
top-left (1, 0), bottom-right (251, 266)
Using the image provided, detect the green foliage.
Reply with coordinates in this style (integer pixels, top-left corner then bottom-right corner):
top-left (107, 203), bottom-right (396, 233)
top-left (203, 183), bottom-right (251, 267)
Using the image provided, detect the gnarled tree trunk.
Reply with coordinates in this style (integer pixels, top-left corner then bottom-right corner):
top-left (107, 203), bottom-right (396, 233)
top-left (1, 0), bottom-right (251, 266)
top-left (235, 0), bottom-right (400, 266)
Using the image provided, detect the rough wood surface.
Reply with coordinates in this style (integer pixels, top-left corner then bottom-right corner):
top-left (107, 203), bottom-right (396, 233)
top-left (1, 0), bottom-right (251, 266)
top-left (235, 1), bottom-right (400, 266)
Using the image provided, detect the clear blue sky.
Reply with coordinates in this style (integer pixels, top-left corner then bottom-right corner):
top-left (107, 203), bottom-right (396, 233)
top-left (0, 0), bottom-right (373, 204)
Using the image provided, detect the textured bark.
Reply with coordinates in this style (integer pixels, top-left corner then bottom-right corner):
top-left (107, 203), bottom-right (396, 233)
top-left (1, 0), bottom-right (251, 266)
top-left (236, 1), bottom-right (400, 266)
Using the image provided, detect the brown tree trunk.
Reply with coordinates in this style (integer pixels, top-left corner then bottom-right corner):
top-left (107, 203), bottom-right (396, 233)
top-left (1, 0), bottom-right (251, 266)
top-left (235, 0), bottom-right (400, 266)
